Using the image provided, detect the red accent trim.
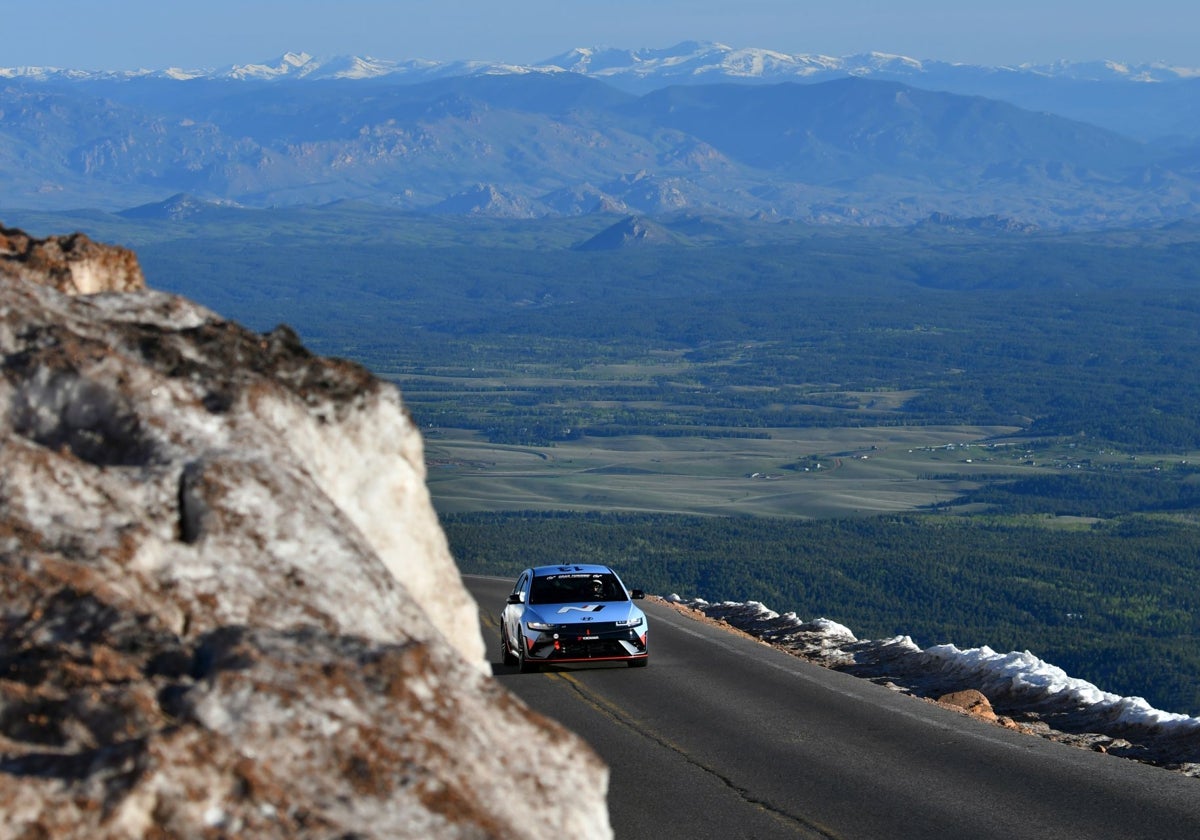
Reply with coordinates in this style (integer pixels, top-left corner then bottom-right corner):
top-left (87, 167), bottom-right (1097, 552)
top-left (535, 654), bottom-right (648, 664)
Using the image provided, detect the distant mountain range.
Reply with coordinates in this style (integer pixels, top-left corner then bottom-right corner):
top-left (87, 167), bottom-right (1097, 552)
top-left (6, 41), bottom-right (1198, 86)
top-left (4, 42), bottom-right (1200, 227)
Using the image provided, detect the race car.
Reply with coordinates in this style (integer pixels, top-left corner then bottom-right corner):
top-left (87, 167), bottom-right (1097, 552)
top-left (501, 564), bottom-right (649, 672)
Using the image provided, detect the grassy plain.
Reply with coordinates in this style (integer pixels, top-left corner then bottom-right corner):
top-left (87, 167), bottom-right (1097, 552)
top-left (424, 424), bottom-right (1025, 517)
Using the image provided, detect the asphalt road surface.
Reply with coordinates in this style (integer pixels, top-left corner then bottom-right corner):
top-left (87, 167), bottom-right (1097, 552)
top-left (466, 575), bottom-right (1200, 839)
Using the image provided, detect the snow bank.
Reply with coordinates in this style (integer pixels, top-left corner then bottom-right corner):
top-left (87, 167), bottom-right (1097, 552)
top-left (919, 644), bottom-right (1200, 734)
top-left (666, 593), bottom-right (1200, 761)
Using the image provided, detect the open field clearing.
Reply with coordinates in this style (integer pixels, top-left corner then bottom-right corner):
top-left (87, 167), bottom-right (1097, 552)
top-left (425, 424), bottom-right (1031, 517)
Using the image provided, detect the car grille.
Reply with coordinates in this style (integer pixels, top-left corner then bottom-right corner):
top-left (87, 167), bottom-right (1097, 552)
top-left (559, 621), bottom-right (623, 633)
top-left (555, 638), bottom-right (632, 659)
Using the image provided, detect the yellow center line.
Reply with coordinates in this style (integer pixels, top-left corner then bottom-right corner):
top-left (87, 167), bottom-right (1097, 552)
top-left (545, 672), bottom-right (843, 840)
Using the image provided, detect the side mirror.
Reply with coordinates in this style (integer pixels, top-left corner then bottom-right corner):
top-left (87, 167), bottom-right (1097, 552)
top-left (630, 589), bottom-right (645, 600)
top-left (506, 593), bottom-right (523, 605)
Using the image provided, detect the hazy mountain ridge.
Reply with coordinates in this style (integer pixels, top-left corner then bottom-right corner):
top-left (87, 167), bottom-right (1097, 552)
top-left (4, 42), bottom-right (1200, 226)
top-left (7, 40), bottom-right (1199, 141)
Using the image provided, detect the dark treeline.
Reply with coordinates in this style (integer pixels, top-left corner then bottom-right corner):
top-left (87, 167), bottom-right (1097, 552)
top-left (954, 468), bottom-right (1200, 517)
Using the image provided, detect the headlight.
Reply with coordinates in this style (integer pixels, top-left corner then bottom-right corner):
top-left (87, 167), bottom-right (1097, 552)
top-left (526, 620), bottom-right (555, 631)
top-left (616, 617), bottom-right (643, 628)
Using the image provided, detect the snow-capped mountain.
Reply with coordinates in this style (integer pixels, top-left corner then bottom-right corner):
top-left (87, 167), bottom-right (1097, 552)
top-left (1022, 57), bottom-right (1200, 82)
top-left (7, 41), bottom-right (1198, 142)
top-left (219, 50), bottom-right (450, 81)
top-left (0, 51), bottom-right (497, 83)
top-left (542, 41), bottom-right (842, 80)
top-left (5, 41), bottom-right (1199, 86)
top-left (535, 41), bottom-right (1200, 86)
top-left (540, 42), bottom-right (955, 86)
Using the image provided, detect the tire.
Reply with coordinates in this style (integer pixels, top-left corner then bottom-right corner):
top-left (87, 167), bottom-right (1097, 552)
top-left (517, 633), bottom-right (539, 673)
top-left (628, 656), bottom-right (649, 668)
top-left (500, 629), bottom-right (518, 667)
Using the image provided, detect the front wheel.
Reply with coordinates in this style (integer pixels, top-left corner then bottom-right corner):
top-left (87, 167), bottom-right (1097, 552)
top-left (517, 633), bottom-right (539, 673)
top-left (500, 628), bottom-right (518, 667)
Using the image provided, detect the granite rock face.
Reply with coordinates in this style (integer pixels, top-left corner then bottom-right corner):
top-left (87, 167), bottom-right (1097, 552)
top-left (0, 227), bottom-right (612, 838)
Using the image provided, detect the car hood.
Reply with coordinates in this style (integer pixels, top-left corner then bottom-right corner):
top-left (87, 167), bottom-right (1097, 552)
top-left (527, 601), bottom-right (644, 626)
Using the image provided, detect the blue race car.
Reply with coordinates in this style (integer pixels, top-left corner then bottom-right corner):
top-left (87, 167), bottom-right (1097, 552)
top-left (501, 564), bottom-right (649, 672)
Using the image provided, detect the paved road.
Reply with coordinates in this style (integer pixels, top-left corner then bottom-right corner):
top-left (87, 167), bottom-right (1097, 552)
top-left (466, 575), bottom-right (1200, 839)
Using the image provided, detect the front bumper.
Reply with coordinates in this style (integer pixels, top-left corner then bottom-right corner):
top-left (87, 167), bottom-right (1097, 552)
top-left (525, 622), bottom-right (648, 663)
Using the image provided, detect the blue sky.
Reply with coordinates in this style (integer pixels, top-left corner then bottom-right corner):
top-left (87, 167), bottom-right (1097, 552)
top-left (7, 0), bottom-right (1199, 70)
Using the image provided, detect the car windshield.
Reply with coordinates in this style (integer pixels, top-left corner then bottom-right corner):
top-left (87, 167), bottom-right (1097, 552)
top-left (529, 573), bottom-right (627, 605)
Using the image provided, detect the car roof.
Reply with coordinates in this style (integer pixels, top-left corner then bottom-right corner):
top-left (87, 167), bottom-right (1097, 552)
top-left (530, 564), bottom-right (614, 577)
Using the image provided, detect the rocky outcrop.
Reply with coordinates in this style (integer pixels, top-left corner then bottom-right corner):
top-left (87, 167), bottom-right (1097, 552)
top-left (0, 227), bottom-right (612, 837)
top-left (430, 184), bottom-right (539, 218)
top-left (0, 225), bottom-right (145, 294)
top-left (912, 212), bottom-right (1040, 235)
top-left (118, 193), bottom-right (235, 221)
top-left (937, 689), bottom-right (1001, 723)
top-left (574, 215), bottom-right (676, 251)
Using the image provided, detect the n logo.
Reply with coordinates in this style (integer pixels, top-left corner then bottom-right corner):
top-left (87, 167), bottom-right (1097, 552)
top-left (558, 605), bottom-right (605, 614)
